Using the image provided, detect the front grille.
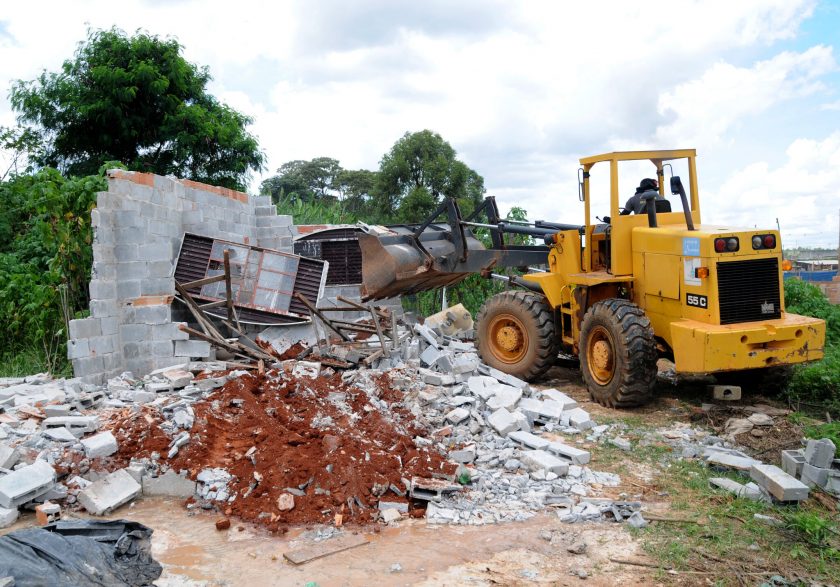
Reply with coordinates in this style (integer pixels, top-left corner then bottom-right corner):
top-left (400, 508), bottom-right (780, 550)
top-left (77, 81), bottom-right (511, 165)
top-left (717, 258), bottom-right (781, 324)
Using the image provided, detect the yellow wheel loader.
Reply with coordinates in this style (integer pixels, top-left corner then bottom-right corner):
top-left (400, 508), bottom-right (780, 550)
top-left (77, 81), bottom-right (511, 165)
top-left (358, 150), bottom-right (826, 407)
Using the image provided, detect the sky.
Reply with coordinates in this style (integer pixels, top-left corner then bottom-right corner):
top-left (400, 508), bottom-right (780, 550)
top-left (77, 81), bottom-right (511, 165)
top-left (1, 0), bottom-right (839, 247)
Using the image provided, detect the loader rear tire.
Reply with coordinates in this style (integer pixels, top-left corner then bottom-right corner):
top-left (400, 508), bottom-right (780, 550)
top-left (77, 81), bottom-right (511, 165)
top-left (580, 299), bottom-right (657, 408)
top-left (476, 291), bottom-right (559, 382)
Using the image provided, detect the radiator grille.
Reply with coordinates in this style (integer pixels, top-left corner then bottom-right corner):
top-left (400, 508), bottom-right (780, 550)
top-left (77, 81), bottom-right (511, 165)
top-left (717, 258), bottom-right (781, 324)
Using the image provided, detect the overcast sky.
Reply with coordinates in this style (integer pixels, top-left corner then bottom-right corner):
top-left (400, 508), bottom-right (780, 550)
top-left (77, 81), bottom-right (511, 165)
top-left (1, 0), bottom-right (839, 247)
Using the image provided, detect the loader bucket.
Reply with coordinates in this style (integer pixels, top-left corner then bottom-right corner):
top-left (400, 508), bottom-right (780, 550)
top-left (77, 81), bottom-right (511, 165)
top-left (358, 225), bottom-right (486, 300)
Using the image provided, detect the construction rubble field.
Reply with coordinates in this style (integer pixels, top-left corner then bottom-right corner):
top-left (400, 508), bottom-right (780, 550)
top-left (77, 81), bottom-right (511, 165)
top-left (0, 310), bottom-right (838, 586)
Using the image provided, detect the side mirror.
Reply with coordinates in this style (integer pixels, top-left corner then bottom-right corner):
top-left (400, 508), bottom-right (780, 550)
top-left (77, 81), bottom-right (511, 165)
top-left (577, 168), bottom-right (585, 202)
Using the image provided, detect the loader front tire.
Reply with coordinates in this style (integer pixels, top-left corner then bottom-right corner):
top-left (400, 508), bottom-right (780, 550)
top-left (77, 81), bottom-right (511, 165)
top-left (580, 299), bottom-right (657, 408)
top-left (476, 291), bottom-right (559, 382)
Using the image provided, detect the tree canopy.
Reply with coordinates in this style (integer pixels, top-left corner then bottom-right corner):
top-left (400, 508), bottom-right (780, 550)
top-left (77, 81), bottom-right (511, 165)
top-left (10, 28), bottom-right (264, 190)
top-left (260, 157), bottom-right (343, 203)
top-left (375, 130), bottom-right (485, 222)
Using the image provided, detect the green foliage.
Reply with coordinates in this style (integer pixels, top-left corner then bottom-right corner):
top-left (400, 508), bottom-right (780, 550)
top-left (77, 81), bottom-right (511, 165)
top-left (374, 130), bottom-right (485, 222)
top-left (274, 195), bottom-right (358, 225)
top-left (0, 168), bottom-right (105, 372)
top-left (783, 510), bottom-right (838, 550)
top-left (803, 421), bottom-right (840, 447)
top-left (260, 157), bottom-right (345, 204)
top-left (10, 28), bottom-right (264, 190)
top-left (783, 279), bottom-right (840, 414)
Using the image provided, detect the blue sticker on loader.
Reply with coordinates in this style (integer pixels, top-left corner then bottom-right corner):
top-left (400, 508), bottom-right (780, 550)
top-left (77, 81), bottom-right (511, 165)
top-left (682, 237), bottom-right (700, 257)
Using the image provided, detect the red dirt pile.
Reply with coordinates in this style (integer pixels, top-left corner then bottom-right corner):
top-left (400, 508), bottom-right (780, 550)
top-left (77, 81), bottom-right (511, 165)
top-left (156, 368), bottom-right (454, 531)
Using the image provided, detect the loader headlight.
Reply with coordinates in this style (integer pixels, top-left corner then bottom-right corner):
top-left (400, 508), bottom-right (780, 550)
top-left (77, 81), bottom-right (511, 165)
top-left (752, 236), bottom-right (763, 249)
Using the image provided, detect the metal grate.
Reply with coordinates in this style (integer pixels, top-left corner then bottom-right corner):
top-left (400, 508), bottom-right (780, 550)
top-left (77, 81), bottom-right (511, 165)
top-left (717, 258), bottom-right (781, 324)
top-left (295, 228), bottom-right (363, 285)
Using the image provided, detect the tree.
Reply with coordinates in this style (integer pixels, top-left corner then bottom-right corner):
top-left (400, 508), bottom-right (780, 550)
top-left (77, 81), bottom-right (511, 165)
top-left (10, 28), bottom-right (264, 190)
top-left (335, 169), bottom-right (378, 216)
top-left (375, 130), bottom-right (485, 222)
top-left (260, 157), bottom-right (343, 204)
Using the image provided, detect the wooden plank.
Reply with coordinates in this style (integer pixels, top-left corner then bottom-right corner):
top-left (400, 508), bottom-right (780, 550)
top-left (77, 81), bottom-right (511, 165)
top-left (283, 534), bottom-right (369, 565)
top-left (200, 300), bottom-right (228, 310)
top-left (294, 293), bottom-right (350, 342)
top-left (181, 275), bottom-right (226, 289)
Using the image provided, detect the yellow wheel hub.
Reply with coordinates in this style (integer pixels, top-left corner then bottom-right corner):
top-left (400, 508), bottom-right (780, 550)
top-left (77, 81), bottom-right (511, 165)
top-left (586, 326), bottom-right (615, 385)
top-left (487, 314), bottom-right (528, 364)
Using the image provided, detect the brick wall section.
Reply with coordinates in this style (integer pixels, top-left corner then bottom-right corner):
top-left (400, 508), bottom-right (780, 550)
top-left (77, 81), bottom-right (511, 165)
top-left (68, 170), bottom-right (295, 384)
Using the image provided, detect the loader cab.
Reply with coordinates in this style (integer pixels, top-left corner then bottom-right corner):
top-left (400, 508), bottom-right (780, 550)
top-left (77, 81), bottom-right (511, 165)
top-left (578, 149), bottom-right (702, 276)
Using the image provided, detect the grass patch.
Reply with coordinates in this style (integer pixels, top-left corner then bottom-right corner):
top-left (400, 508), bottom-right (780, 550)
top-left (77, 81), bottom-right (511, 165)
top-left (635, 459), bottom-right (840, 583)
top-left (0, 346), bottom-right (71, 378)
top-left (803, 422), bottom-right (840, 447)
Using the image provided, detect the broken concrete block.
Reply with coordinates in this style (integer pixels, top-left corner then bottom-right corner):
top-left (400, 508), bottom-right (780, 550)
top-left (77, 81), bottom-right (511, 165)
top-left (44, 427), bottom-right (78, 443)
top-left (510, 410), bottom-right (531, 432)
top-left (548, 442), bottom-right (591, 465)
top-left (445, 407), bottom-right (470, 425)
top-left (705, 451), bottom-right (761, 471)
top-left (747, 413), bottom-right (774, 426)
top-left (162, 369), bottom-right (194, 388)
top-left (195, 376), bottom-right (227, 392)
top-left (126, 462), bottom-right (146, 483)
top-left (521, 449), bottom-right (569, 475)
top-left (420, 345), bottom-right (444, 367)
top-left (565, 408), bottom-right (594, 431)
top-left (35, 501), bottom-right (61, 525)
top-left (508, 430), bottom-right (550, 450)
top-left (142, 469), bottom-right (196, 497)
top-left (626, 511), bottom-right (648, 529)
top-left (420, 369), bottom-right (454, 386)
top-left (78, 469), bottom-right (141, 515)
top-left (381, 507), bottom-right (402, 523)
top-left (488, 408), bottom-right (518, 436)
top-left (0, 445), bottom-right (19, 469)
top-left (466, 376), bottom-right (499, 400)
top-left (801, 463), bottom-right (829, 489)
top-left (750, 464), bottom-right (809, 502)
top-left (709, 384), bottom-right (741, 401)
top-left (0, 506), bottom-right (18, 528)
top-left (81, 431), bottom-right (118, 459)
top-left (174, 339), bottom-right (211, 358)
top-left (450, 355), bottom-right (479, 375)
top-left (0, 460), bottom-right (56, 508)
top-left (540, 389), bottom-right (578, 410)
top-left (43, 404), bottom-right (73, 418)
top-left (709, 477), bottom-right (763, 500)
top-left (484, 366), bottom-right (529, 390)
top-left (486, 385), bottom-right (522, 411)
top-left (449, 447), bottom-right (476, 463)
top-left (804, 438), bottom-right (836, 469)
top-left (609, 437), bottom-right (632, 451)
top-left (781, 449), bottom-right (806, 478)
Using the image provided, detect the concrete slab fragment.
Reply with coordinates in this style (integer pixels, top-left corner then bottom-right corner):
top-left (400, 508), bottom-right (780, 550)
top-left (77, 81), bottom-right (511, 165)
top-left (0, 461), bottom-right (55, 508)
top-left (750, 464), bottom-right (809, 502)
top-left (547, 442), bottom-right (591, 465)
top-left (78, 469), bottom-right (141, 515)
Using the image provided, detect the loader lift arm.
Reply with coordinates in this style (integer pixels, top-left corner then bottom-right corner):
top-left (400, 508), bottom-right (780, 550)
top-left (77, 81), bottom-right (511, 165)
top-left (359, 196), bottom-right (572, 300)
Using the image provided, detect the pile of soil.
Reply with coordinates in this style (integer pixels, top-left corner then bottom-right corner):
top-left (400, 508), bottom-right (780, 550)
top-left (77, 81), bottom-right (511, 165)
top-left (153, 368), bottom-right (455, 531)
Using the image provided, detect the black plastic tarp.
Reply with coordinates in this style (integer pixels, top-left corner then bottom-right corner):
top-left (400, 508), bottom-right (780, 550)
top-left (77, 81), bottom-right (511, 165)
top-left (0, 519), bottom-right (162, 586)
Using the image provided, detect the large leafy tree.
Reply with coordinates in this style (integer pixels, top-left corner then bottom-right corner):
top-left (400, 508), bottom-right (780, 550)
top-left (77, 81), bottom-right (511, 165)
top-left (375, 130), bottom-right (485, 222)
top-left (260, 157), bottom-right (343, 203)
top-left (10, 28), bottom-right (264, 190)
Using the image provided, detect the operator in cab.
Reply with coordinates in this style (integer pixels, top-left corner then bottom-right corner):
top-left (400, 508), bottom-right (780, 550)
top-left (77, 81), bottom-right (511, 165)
top-left (620, 178), bottom-right (660, 215)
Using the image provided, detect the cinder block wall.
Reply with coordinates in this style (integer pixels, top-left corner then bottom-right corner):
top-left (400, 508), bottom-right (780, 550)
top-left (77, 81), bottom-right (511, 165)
top-left (68, 170), bottom-right (294, 384)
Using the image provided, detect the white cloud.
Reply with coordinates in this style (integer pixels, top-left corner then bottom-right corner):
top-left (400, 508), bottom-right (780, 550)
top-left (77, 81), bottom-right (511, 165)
top-left (0, 0), bottom-right (838, 244)
top-left (821, 99), bottom-right (840, 110)
top-left (704, 132), bottom-right (840, 247)
top-left (655, 46), bottom-right (836, 148)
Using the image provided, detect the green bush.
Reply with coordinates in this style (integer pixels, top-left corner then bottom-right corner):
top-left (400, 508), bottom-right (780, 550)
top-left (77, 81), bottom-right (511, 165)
top-left (783, 278), bottom-right (840, 413)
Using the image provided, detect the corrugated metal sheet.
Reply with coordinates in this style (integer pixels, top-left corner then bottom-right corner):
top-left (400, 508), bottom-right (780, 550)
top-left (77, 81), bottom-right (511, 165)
top-left (295, 227), bottom-right (363, 285)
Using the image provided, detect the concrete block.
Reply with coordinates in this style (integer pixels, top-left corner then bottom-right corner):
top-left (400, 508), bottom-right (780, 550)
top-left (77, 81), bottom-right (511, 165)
top-left (420, 369), bottom-right (454, 386)
top-left (0, 445), bottom-right (20, 469)
top-left (445, 407), bottom-right (470, 424)
top-left (69, 318), bottom-right (102, 340)
top-left (88, 336), bottom-right (116, 356)
top-left (539, 389), bottom-right (578, 410)
top-left (116, 279), bottom-right (142, 299)
top-left (709, 477), bottom-right (763, 500)
top-left (486, 385), bottom-right (522, 411)
top-left (0, 506), bottom-right (19, 528)
top-left (517, 397), bottom-right (543, 422)
top-left (706, 451), bottom-right (760, 471)
top-left (781, 449), bottom-right (806, 478)
top-left (119, 323), bottom-right (151, 343)
top-left (142, 469), bottom-right (196, 497)
top-left (43, 404), bottom-right (73, 417)
top-left (81, 431), bottom-right (118, 458)
top-left (709, 384), bottom-right (741, 401)
top-left (750, 464), bottom-right (809, 502)
top-left (488, 408), bottom-right (518, 436)
top-left (44, 416), bottom-right (99, 437)
top-left (450, 355), bottom-right (479, 375)
top-left (0, 461), bottom-right (56, 508)
top-left (508, 430), bottom-right (550, 450)
top-left (67, 339), bottom-right (90, 360)
top-left (89, 298), bottom-right (119, 318)
top-left (420, 345), bottom-right (443, 367)
top-left (139, 242), bottom-right (174, 262)
top-left (449, 446), bottom-right (476, 463)
top-left (133, 304), bottom-right (171, 324)
top-left (78, 469), bottom-right (142, 515)
top-left (466, 375), bottom-right (499, 400)
top-left (44, 428), bottom-right (78, 442)
top-left (89, 279), bottom-right (117, 299)
top-left (140, 277), bottom-right (175, 296)
top-left (804, 438), bottom-right (836, 469)
top-left (174, 340), bottom-right (211, 358)
top-left (510, 410), bottom-right (531, 432)
top-left (566, 407), bottom-right (595, 431)
top-left (801, 463), bottom-right (829, 489)
top-left (100, 317), bottom-right (119, 336)
top-left (485, 366), bottom-right (529, 390)
top-left (548, 442), bottom-right (591, 465)
top-left (521, 449), bottom-right (569, 475)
